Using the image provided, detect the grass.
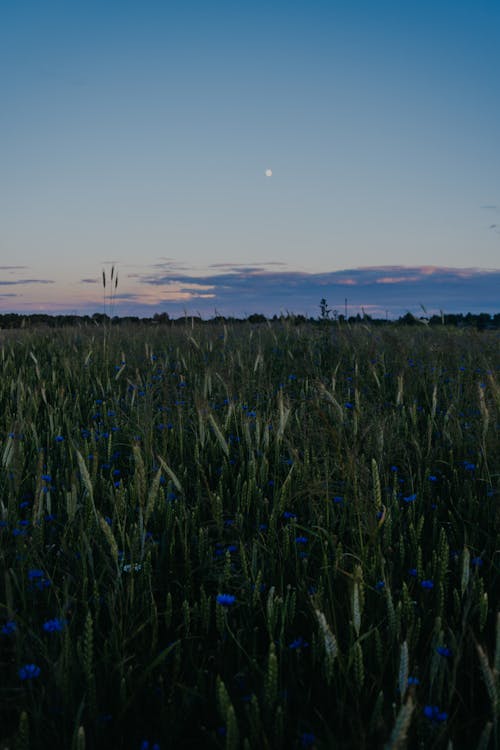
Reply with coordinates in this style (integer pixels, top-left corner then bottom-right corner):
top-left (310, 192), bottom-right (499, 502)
top-left (0, 320), bottom-right (499, 749)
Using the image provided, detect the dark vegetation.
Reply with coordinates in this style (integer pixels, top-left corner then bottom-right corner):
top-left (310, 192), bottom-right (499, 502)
top-left (0, 321), bottom-right (499, 749)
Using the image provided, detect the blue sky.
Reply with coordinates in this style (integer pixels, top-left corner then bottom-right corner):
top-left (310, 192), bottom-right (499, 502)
top-left (1, 0), bottom-right (499, 317)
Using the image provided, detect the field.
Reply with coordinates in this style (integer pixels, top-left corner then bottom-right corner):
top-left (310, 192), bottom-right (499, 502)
top-left (0, 321), bottom-right (499, 749)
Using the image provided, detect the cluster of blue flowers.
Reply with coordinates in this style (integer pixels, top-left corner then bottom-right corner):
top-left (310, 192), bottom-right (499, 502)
top-left (423, 705), bottom-right (448, 722)
top-left (1, 620), bottom-right (16, 635)
top-left (43, 618), bottom-right (66, 633)
top-left (28, 568), bottom-right (51, 590)
top-left (19, 664), bottom-right (41, 680)
top-left (216, 594), bottom-right (236, 607)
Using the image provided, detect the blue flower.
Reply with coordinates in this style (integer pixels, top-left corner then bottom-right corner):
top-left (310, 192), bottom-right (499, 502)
top-left (375, 580), bottom-right (385, 590)
top-left (140, 742), bottom-right (160, 750)
top-left (436, 646), bottom-right (452, 657)
top-left (471, 556), bottom-right (483, 567)
top-left (43, 618), bottom-right (66, 633)
top-left (289, 636), bottom-right (309, 650)
top-left (28, 569), bottom-right (51, 590)
top-left (421, 579), bottom-right (434, 589)
top-left (403, 493), bottom-right (417, 503)
top-left (28, 568), bottom-right (44, 580)
top-left (216, 594), bottom-right (236, 607)
top-left (407, 676), bottom-right (420, 685)
top-left (295, 536), bottom-right (308, 544)
top-left (283, 511), bottom-right (297, 520)
top-left (408, 568), bottom-right (418, 578)
top-left (1, 620), bottom-right (16, 635)
top-left (423, 705), bottom-right (447, 722)
top-left (55, 435), bottom-right (64, 443)
top-left (19, 663), bottom-right (41, 680)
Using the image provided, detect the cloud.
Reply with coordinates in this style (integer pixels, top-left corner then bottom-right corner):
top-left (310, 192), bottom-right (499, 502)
top-left (80, 278), bottom-right (99, 284)
top-left (4, 266), bottom-right (499, 318)
top-left (0, 279), bottom-right (54, 285)
top-left (127, 265), bottom-right (500, 318)
top-left (0, 266), bottom-right (28, 271)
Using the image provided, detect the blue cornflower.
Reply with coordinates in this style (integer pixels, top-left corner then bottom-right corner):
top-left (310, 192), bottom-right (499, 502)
top-left (28, 569), bottom-right (50, 589)
top-left (375, 580), bottom-right (385, 590)
top-left (216, 594), bottom-right (236, 607)
top-left (407, 676), bottom-right (420, 685)
top-left (403, 493), bottom-right (417, 503)
top-left (283, 511), bottom-right (297, 520)
top-left (471, 556), bottom-right (483, 567)
top-left (288, 636), bottom-right (309, 650)
top-left (28, 568), bottom-right (45, 580)
top-left (436, 646), bottom-right (452, 657)
top-left (408, 568), bottom-right (418, 578)
top-left (41, 474), bottom-right (52, 482)
top-left (140, 742), bottom-right (160, 750)
top-left (421, 579), bottom-right (434, 589)
top-left (43, 618), bottom-right (66, 633)
top-left (55, 435), bottom-right (64, 442)
top-left (1, 620), bottom-right (16, 635)
top-left (295, 536), bottom-right (308, 544)
top-left (344, 402), bottom-right (353, 409)
top-left (19, 663), bottom-right (41, 680)
top-left (428, 475), bottom-right (438, 482)
top-left (423, 705), bottom-right (447, 722)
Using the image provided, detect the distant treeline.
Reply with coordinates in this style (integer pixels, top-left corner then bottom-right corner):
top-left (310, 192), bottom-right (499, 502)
top-left (0, 310), bottom-right (500, 329)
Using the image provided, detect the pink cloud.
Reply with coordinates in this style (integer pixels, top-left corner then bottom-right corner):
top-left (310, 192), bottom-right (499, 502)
top-left (376, 276), bottom-right (421, 284)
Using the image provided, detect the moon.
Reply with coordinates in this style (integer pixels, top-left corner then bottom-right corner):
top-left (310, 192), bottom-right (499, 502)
top-left (265, 168), bottom-right (273, 177)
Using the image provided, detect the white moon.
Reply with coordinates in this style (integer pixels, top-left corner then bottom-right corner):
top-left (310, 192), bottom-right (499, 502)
top-left (265, 168), bottom-right (273, 177)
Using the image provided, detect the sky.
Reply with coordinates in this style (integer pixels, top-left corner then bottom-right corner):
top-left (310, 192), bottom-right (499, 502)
top-left (1, 0), bottom-right (499, 318)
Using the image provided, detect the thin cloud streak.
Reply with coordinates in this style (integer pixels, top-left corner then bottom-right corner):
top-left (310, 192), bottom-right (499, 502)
top-left (0, 279), bottom-right (54, 286)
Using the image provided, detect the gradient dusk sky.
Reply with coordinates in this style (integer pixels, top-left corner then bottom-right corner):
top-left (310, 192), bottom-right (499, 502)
top-left (1, 0), bottom-right (499, 318)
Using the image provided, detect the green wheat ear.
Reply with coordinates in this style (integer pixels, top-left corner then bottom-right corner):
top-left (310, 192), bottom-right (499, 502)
top-left (225, 704), bottom-right (240, 750)
top-left (385, 695), bottom-right (414, 750)
top-left (265, 641), bottom-right (279, 712)
top-left (372, 458), bottom-right (382, 511)
top-left (398, 641), bottom-right (409, 700)
top-left (476, 644), bottom-right (498, 718)
top-left (16, 711), bottom-right (30, 750)
top-left (76, 726), bottom-right (86, 750)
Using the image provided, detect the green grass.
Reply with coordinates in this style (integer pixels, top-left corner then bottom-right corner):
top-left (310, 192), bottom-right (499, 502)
top-left (0, 321), bottom-right (499, 749)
